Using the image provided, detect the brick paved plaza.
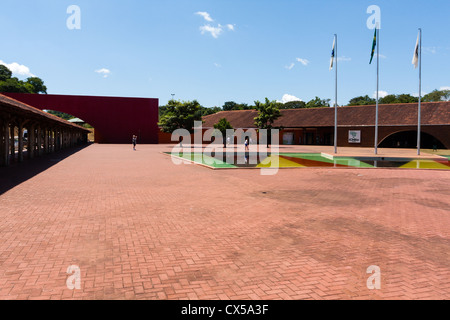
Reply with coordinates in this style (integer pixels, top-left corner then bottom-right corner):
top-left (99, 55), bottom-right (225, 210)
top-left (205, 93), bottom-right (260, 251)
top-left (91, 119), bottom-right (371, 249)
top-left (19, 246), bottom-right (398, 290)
top-left (0, 144), bottom-right (449, 300)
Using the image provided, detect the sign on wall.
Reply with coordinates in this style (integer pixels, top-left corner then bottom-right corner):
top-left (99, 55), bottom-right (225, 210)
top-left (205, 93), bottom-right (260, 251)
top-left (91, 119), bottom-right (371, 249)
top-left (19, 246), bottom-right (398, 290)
top-left (283, 132), bottom-right (294, 145)
top-left (349, 130), bottom-right (361, 144)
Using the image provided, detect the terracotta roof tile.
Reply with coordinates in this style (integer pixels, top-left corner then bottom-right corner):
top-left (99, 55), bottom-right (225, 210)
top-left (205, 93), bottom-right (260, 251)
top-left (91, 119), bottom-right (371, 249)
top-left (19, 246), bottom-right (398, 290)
top-left (202, 102), bottom-right (450, 128)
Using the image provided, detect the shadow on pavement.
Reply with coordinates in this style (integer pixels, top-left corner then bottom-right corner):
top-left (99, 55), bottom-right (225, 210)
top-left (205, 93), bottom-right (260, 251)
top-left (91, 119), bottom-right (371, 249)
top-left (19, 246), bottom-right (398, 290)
top-left (0, 143), bottom-right (92, 196)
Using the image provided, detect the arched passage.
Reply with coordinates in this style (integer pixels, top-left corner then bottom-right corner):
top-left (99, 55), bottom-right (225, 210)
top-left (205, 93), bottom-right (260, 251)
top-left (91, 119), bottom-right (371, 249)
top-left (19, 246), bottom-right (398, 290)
top-left (44, 110), bottom-right (95, 142)
top-left (379, 130), bottom-right (445, 149)
top-left (2, 93), bottom-right (159, 144)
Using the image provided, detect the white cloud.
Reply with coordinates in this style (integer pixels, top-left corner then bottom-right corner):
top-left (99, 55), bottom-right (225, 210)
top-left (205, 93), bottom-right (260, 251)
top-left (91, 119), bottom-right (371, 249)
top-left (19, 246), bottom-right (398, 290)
top-left (200, 24), bottom-right (223, 38)
top-left (95, 68), bottom-right (111, 78)
top-left (0, 60), bottom-right (35, 77)
top-left (226, 24), bottom-right (235, 31)
top-left (423, 47), bottom-right (437, 54)
top-left (285, 58), bottom-right (309, 70)
top-left (412, 92), bottom-right (427, 98)
top-left (440, 86), bottom-right (450, 91)
top-left (296, 58), bottom-right (310, 66)
top-left (373, 53), bottom-right (386, 59)
top-left (372, 90), bottom-right (388, 98)
top-left (196, 11), bottom-right (214, 22)
top-left (285, 63), bottom-right (295, 70)
top-left (196, 12), bottom-right (234, 39)
top-left (278, 94), bottom-right (303, 104)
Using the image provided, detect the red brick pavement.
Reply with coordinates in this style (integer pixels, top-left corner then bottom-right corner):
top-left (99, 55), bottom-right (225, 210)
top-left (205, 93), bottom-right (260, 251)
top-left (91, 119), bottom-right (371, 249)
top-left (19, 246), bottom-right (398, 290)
top-left (0, 144), bottom-right (449, 300)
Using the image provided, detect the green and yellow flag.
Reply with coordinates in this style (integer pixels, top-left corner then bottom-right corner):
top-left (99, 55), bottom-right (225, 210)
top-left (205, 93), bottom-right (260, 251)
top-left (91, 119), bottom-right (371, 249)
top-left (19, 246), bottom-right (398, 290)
top-left (369, 28), bottom-right (377, 64)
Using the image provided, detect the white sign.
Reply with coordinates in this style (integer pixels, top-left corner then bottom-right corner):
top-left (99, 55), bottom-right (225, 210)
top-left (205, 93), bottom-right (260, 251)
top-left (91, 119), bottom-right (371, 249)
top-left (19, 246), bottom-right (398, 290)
top-left (349, 131), bottom-right (361, 144)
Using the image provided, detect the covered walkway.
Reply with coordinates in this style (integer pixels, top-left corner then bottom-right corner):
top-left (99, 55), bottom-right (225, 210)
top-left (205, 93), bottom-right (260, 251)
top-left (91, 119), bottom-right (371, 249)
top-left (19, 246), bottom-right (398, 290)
top-left (0, 93), bottom-right (90, 166)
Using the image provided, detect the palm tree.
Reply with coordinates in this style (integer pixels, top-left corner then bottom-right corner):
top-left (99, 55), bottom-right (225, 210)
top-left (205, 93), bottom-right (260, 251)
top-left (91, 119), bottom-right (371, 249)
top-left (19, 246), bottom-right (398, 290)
top-left (213, 118), bottom-right (233, 148)
top-left (254, 98), bottom-right (282, 147)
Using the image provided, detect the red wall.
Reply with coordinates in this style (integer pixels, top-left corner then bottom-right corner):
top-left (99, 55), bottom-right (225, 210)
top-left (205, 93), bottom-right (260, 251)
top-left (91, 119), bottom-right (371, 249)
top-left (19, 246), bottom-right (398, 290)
top-left (3, 93), bottom-right (159, 144)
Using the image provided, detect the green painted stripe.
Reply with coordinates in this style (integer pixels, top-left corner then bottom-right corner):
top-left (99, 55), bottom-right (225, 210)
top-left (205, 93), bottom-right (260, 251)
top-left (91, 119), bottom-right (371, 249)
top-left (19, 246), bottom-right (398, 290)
top-left (168, 152), bottom-right (236, 168)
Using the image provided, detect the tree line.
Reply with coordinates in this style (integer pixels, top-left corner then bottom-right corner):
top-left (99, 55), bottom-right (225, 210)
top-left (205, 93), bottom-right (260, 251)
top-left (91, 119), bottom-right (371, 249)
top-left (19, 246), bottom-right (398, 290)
top-left (0, 65), bottom-right (47, 94)
top-left (159, 98), bottom-right (281, 147)
top-left (159, 88), bottom-right (449, 120)
top-left (221, 96), bottom-right (331, 111)
top-left (159, 88), bottom-right (449, 146)
top-left (348, 90), bottom-right (450, 106)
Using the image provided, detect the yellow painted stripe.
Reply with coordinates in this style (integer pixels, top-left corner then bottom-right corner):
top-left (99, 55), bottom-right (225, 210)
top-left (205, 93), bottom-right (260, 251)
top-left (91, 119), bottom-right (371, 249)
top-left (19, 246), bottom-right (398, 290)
top-left (256, 155), bottom-right (306, 168)
top-left (400, 160), bottom-right (450, 170)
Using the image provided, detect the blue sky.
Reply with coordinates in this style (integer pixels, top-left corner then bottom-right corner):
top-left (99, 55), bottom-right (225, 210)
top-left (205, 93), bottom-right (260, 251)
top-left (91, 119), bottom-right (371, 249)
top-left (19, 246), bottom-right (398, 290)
top-left (1, 0), bottom-right (449, 108)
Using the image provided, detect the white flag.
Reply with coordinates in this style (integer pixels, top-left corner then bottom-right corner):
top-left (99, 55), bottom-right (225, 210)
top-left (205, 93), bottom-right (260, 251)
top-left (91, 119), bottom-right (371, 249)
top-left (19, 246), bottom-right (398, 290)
top-left (412, 31), bottom-right (419, 69)
top-left (330, 37), bottom-right (336, 71)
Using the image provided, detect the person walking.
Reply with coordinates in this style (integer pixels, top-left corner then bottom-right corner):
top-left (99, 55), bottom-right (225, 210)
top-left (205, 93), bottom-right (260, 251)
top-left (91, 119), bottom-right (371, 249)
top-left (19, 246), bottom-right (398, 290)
top-left (245, 136), bottom-right (249, 151)
top-left (132, 135), bottom-right (137, 150)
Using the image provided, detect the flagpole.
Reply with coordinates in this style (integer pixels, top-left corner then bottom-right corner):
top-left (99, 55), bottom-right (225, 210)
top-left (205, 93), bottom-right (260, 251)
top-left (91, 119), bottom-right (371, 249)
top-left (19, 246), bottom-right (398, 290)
top-left (417, 28), bottom-right (422, 156)
top-left (375, 26), bottom-right (379, 155)
top-left (334, 34), bottom-right (338, 154)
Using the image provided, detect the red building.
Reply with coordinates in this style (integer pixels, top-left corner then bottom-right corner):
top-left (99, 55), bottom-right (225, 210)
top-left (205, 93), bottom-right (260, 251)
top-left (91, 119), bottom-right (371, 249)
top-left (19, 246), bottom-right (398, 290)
top-left (2, 93), bottom-right (159, 144)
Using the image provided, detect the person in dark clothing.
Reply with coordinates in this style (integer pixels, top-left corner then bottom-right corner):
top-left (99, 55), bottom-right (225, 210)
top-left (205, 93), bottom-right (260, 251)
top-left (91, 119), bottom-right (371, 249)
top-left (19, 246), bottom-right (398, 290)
top-left (132, 135), bottom-right (137, 150)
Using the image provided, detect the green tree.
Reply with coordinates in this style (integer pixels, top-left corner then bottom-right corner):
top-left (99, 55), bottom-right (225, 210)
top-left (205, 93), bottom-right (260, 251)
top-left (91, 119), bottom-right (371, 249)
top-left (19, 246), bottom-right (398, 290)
top-left (237, 103), bottom-right (251, 110)
top-left (0, 77), bottom-right (30, 93)
top-left (379, 94), bottom-right (397, 104)
top-left (349, 93), bottom-right (421, 106)
top-left (423, 89), bottom-right (450, 102)
top-left (222, 101), bottom-right (237, 111)
top-left (379, 94), bottom-right (418, 104)
top-left (159, 105), bottom-right (169, 119)
top-left (279, 100), bottom-right (307, 109)
top-left (254, 98), bottom-right (282, 147)
top-left (201, 106), bottom-right (222, 116)
top-left (396, 94), bottom-right (419, 103)
top-left (160, 103), bottom-right (220, 121)
top-left (305, 96), bottom-right (330, 108)
top-left (46, 110), bottom-right (75, 121)
top-left (222, 101), bottom-right (251, 111)
top-left (213, 118), bottom-right (233, 148)
top-left (26, 77), bottom-right (47, 94)
top-left (158, 99), bottom-right (203, 134)
top-left (0, 65), bottom-right (47, 94)
top-left (348, 95), bottom-right (376, 106)
top-left (0, 65), bottom-right (12, 81)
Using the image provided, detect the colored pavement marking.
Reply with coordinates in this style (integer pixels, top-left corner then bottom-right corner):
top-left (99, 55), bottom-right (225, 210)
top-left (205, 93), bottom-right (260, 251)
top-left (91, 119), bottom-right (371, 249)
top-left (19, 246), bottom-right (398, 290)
top-left (201, 154), bottom-right (237, 168)
top-left (169, 152), bottom-right (236, 168)
top-left (280, 153), bottom-right (374, 168)
top-left (281, 154), bottom-right (350, 168)
top-left (400, 160), bottom-right (450, 170)
top-left (167, 152), bottom-right (449, 170)
top-left (256, 155), bottom-right (305, 168)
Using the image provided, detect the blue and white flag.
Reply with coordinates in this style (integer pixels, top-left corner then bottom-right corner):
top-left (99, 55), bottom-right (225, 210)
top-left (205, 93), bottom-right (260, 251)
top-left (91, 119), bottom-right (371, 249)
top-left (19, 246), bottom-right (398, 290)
top-left (330, 37), bottom-right (336, 71)
top-left (412, 31), bottom-right (420, 69)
